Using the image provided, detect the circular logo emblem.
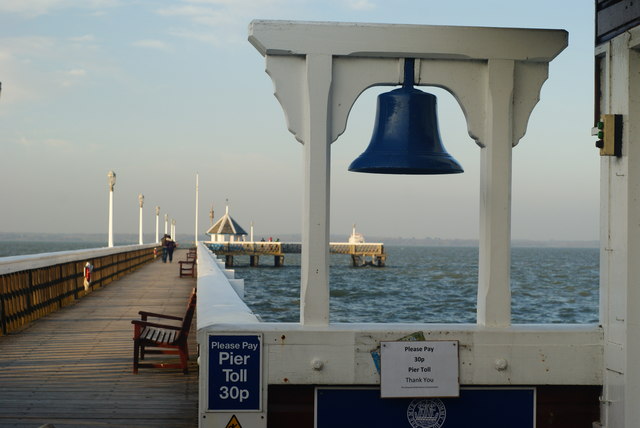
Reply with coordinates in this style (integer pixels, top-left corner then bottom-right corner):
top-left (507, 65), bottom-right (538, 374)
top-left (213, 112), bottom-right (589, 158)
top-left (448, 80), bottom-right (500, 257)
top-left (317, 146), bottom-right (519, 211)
top-left (407, 398), bottom-right (447, 428)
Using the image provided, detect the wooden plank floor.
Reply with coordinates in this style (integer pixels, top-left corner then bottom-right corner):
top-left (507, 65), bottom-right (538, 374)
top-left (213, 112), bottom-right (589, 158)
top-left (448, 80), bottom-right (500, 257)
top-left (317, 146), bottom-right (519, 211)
top-left (0, 250), bottom-right (198, 427)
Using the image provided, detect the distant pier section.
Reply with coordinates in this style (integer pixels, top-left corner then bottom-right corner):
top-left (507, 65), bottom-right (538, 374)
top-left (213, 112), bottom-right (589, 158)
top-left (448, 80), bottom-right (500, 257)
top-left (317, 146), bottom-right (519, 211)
top-left (205, 206), bottom-right (385, 267)
top-left (205, 241), bottom-right (386, 268)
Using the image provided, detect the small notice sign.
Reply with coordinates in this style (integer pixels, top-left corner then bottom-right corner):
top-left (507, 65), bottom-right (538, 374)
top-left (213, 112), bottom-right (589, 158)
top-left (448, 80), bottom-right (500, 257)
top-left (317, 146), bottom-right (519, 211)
top-left (380, 340), bottom-right (459, 398)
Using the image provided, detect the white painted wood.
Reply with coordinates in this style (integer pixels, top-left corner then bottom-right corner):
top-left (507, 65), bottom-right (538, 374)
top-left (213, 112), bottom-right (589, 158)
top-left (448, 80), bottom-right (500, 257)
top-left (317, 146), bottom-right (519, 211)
top-left (599, 27), bottom-right (640, 428)
top-left (300, 54), bottom-right (332, 326)
top-left (477, 59), bottom-right (515, 327)
top-left (0, 243), bottom-right (158, 275)
top-left (195, 243), bottom-right (260, 330)
top-left (204, 323), bottom-right (602, 386)
top-left (249, 20), bottom-right (567, 62)
top-left (250, 21), bottom-right (567, 329)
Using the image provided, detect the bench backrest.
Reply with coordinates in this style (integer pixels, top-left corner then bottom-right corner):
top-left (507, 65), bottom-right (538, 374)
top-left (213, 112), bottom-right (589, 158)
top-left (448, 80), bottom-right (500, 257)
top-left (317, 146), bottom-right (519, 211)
top-left (179, 289), bottom-right (197, 342)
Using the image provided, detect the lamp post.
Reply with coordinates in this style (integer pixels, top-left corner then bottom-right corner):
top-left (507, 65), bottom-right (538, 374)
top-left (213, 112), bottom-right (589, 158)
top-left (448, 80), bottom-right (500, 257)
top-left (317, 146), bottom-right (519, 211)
top-left (138, 194), bottom-right (144, 245)
top-left (155, 206), bottom-right (160, 243)
top-left (164, 214), bottom-right (168, 235)
top-left (107, 171), bottom-right (116, 247)
top-left (195, 173), bottom-right (199, 246)
top-left (171, 219), bottom-right (176, 242)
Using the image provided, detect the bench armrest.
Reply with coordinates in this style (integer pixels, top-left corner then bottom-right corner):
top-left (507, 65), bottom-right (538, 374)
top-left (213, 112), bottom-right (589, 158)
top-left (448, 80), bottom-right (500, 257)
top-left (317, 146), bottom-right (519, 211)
top-left (138, 311), bottom-right (183, 321)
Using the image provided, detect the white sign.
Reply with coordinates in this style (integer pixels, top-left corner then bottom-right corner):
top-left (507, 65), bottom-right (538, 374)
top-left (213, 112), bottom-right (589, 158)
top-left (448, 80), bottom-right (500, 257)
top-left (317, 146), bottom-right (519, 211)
top-left (380, 340), bottom-right (459, 398)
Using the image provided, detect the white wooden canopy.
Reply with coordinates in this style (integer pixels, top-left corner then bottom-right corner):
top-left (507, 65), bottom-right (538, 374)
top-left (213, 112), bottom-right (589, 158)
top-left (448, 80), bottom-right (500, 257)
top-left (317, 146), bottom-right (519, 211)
top-left (249, 20), bottom-right (568, 327)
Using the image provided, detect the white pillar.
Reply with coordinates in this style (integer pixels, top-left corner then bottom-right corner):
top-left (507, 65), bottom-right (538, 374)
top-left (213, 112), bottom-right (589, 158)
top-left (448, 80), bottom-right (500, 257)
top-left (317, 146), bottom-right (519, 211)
top-left (599, 29), bottom-right (640, 428)
top-left (476, 59), bottom-right (514, 327)
top-left (138, 193), bottom-right (144, 245)
top-left (164, 214), bottom-right (168, 235)
top-left (155, 206), bottom-right (160, 243)
top-left (298, 54), bottom-right (332, 326)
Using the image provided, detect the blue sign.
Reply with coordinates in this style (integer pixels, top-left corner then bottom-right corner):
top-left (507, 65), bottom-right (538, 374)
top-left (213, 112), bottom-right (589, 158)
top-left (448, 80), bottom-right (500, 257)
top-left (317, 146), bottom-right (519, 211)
top-left (316, 387), bottom-right (534, 428)
top-left (208, 334), bottom-right (262, 411)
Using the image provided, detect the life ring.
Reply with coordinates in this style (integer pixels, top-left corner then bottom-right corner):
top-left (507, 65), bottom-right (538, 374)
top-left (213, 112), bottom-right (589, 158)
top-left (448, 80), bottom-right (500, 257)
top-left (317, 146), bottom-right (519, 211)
top-left (84, 262), bottom-right (93, 291)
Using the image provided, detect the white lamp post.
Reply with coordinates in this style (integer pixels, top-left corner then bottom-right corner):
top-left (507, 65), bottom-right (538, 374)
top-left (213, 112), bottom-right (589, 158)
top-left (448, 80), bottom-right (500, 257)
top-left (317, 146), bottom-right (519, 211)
top-left (138, 193), bottom-right (144, 245)
top-left (155, 206), bottom-right (160, 243)
top-left (107, 171), bottom-right (116, 248)
top-left (194, 173), bottom-right (199, 246)
top-left (164, 213), bottom-right (168, 235)
top-left (171, 219), bottom-right (176, 242)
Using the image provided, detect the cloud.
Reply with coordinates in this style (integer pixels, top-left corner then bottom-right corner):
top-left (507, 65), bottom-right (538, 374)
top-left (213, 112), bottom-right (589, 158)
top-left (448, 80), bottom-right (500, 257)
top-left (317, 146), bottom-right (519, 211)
top-left (156, 0), bottom-right (291, 45)
top-left (0, 0), bottom-right (121, 17)
top-left (345, 0), bottom-right (375, 10)
top-left (157, 5), bottom-right (233, 26)
top-left (167, 29), bottom-right (221, 46)
top-left (44, 138), bottom-right (73, 149)
top-left (67, 68), bottom-right (87, 76)
top-left (69, 34), bottom-right (96, 43)
top-left (18, 136), bottom-right (33, 147)
top-left (132, 39), bottom-right (173, 51)
top-left (58, 68), bottom-right (87, 87)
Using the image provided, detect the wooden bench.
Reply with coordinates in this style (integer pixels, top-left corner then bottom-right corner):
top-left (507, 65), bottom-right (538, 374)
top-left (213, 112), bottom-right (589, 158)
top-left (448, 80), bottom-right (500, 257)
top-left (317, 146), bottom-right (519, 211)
top-left (179, 260), bottom-right (196, 278)
top-left (131, 288), bottom-right (196, 374)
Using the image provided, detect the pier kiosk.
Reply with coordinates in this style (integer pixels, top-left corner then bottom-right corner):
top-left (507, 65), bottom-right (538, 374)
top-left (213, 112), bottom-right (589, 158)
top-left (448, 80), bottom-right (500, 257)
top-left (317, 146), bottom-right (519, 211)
top-left (197, 21), bottom-right (605, 428)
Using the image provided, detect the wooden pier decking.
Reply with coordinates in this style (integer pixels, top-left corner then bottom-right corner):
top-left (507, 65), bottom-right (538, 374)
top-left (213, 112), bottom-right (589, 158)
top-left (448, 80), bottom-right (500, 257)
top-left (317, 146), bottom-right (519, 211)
top-left (0, 249), bottom-right (198, 428)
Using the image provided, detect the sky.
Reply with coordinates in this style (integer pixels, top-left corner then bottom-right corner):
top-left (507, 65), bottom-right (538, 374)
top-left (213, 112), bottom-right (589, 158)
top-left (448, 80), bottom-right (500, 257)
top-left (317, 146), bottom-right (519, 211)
top-left (0, 0), bottom-right (598, 243)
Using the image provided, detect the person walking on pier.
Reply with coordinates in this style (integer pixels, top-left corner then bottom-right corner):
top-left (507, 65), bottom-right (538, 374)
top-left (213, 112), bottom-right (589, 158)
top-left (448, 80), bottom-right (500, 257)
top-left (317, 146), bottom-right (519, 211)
top-left (161, 234), bottom-right (170, 263)
top-left (166, 237), bottom-right (176, 263)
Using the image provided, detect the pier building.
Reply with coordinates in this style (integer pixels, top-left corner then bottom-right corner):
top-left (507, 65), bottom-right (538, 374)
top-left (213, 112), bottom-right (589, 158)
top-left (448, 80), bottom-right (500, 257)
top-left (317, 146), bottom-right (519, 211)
top-left (206, 205), bottom-right (248, 243)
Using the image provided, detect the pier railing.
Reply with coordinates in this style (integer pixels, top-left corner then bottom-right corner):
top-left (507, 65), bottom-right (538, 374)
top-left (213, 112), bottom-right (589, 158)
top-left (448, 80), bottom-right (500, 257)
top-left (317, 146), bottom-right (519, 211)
top-left (205, 241), bottom-right (384, 255)
top-left (0, 244), bottom-right (159, 335)
top-left (205, 241), bottom-right (386, 267)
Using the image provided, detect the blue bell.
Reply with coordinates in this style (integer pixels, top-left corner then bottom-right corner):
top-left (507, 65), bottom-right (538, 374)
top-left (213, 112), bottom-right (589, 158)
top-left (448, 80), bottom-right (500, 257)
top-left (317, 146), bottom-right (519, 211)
top-left (348, 59), bottom-right (463, 175)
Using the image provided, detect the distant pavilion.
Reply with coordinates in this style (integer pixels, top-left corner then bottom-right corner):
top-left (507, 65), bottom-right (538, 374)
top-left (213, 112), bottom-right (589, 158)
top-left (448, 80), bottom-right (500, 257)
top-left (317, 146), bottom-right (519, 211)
top-left (206, 206), bottom-right (248, 243)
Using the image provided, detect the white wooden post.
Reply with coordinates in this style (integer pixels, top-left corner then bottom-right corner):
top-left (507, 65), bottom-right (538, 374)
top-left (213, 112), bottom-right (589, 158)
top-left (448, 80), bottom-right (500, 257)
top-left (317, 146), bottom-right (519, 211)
top-left (477, 60), bottom-right (515, 327)
top-left (299, 54), bottom-right (332, 325)
top-left (598, 28), bottom-right (640, 428)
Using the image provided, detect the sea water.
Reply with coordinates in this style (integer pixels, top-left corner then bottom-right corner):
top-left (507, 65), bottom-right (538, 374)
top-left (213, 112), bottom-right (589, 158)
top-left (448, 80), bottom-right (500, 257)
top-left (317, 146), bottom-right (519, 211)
top-left (235, 246), bottom-right (599, 324)
top-left (0, 242), bottom-right (599, 324)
